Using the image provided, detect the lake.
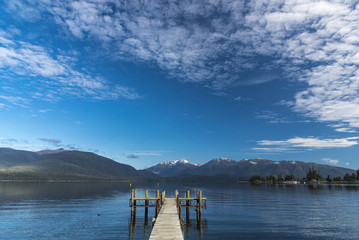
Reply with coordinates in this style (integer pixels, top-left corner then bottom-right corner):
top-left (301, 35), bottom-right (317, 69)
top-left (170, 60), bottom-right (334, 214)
top-left (1, 182), bottom-right (359, 239)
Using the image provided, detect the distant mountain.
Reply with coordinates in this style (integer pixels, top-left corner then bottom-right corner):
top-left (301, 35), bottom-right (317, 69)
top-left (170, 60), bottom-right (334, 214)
top-left (146, 157), bottom-right (355, 178)
top-left (146, 159), bottom-right (200, 177)
top-left (0, 148), bottom-right (158, 181)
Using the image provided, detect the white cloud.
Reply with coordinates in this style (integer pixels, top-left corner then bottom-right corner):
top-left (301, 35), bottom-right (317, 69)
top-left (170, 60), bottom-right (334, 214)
top-left (345, 162), bottom-right (350, 166)
top-left (335, 128), bottom-right (356, 133)
top-left (256, 136), bottom-right (359, 150)
top-left (4, 0), bottom-right (359, 130)
top-left (322, 158), bottom-right (339, 165)
top-left (0, 95), bottom-right (29, 108)
top-left (251, 147), bottom-right (298, 153)
top-left (0, 34), bottom-right (140, 102)
top-left (255, 110), bottom-right (291, 124)
top-left (38, 109), bottom-right (53, 113)
top-left (0, 138), bottom-right (29, 149)
top-left (132, 152), bottom-right (163, 156)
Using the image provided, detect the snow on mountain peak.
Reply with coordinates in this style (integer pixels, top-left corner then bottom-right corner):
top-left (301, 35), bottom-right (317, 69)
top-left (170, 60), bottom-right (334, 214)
top-left (159, 159), bottom-right (193, 167)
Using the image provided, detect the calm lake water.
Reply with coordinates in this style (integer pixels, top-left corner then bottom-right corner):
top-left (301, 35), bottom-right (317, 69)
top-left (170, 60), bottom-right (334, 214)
top-left (1, 182), bottom-right (359, 239)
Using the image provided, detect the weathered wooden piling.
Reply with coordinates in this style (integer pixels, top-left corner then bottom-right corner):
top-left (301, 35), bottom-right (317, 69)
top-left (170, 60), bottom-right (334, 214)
top-left (130, 189), bottom-right (206, 239)
top-left (186, 190), bottom-right (190, 221)
top-left (145, 190), bottom-right (149, 218)
top-left (196, 190), bottom-right (202, 221)
top-left (155, 190), bottom-right (160, 218)
top-left (131, 189), bottom-right (136, 215)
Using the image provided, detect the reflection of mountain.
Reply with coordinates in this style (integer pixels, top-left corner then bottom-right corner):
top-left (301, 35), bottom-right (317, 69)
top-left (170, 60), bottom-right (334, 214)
top-left (0, 148), bottom-right (157, 181)
top-left (147, 158), bottom-right (355, 178)
top-left (0, 182), bottom-right (131, 200)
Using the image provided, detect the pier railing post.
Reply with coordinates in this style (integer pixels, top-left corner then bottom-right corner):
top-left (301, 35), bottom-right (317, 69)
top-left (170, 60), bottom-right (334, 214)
top-left (130, 189), bottom-right (137, 233)
top-left (161, 191), bottom-right (165, 205)
top-left (131, 189), bottom-right (137, 214)
top-left (145, 189), bottom-right (149, 219)
top-left (186, 190), bottom-right (190, 221)
top-left (175, 190), bottom-right (181, 218)
top-left (196, 190), bottom-right (202, 222)
top-left (155, 190), bottom-right (160, 217)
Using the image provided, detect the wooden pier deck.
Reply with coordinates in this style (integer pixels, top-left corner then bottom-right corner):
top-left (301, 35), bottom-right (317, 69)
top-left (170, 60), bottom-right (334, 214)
top-left (149, 198), bottom-right (184, 240)
top-left (130, 190), bottom-right (206, 239)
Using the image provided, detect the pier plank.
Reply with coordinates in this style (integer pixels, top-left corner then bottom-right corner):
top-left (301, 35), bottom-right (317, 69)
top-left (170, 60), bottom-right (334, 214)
top-left (149, 198), bottom-right (184, 240)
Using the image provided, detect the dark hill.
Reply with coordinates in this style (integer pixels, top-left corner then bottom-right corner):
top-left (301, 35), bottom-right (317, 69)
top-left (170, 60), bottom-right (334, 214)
top-left (0, 148), bottom-right (157, 181)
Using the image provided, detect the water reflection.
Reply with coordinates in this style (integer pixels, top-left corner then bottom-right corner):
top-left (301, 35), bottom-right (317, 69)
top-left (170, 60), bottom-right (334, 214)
top-left (184, 218), bottom-right (208, 239)
top-left (1, 182), bottom-right (359, 239)
top-left (0, 182), bottom-right (131, 200)
top-left (128, 210), bottom-right (159, 239)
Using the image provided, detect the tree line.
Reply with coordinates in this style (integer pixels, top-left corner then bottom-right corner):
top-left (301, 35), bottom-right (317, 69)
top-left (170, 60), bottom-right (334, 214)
top-left (249, 167), bottom-right (359, 184)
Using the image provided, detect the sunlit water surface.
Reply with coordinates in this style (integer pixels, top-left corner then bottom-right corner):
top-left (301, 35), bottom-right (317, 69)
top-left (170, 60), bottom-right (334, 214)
top-left (1, 182), bottom-right (359, 239)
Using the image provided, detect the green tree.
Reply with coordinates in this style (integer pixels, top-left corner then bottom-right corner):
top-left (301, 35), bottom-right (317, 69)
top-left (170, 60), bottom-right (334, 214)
top-left (344, 173), bottom-right (355, 182)
top-left (278, 174), bottom-right (284, 182)
top-left (356, 169), bottom-right (359, 180)
top-left (306, 167), bottom-right (322, 181)
top-left (333, 176), bottom-right (342, 181)
top-left (249, 175), bottom-right (262, 183)
top-left (326, 175), bottom-right (332, 182)
top-left (285, 174), bottom-right (295, 181)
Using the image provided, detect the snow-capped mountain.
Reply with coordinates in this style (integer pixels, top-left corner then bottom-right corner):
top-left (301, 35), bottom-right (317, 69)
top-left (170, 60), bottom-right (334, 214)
top-left (146, 159), bottom-right (200, 177)
top-left (146, 157), bottom-right (355, 178)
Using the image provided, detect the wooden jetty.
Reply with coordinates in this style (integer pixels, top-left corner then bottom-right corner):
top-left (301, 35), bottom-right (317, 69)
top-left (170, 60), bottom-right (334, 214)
top-left (129, 189), bottom-right (207, 239)
top-left (149, 198), bottom-right (183, 240)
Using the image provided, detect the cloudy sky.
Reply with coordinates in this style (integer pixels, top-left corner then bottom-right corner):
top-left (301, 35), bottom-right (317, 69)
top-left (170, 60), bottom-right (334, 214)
top-left (1, 0), bottom-right (359, 169)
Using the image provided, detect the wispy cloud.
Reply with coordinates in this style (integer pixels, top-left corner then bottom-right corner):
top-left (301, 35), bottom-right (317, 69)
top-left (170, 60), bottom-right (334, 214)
top-left (0, 138), bottom-right (29, 148)
top-left (0, 33), bottom-right (140, 103)
top-left (254, 136), bottom-right (359, 151)
top-left (322, 157), bottom-right (339, 165)
top-left (0, 95), bottom-right (29, 108)
top-left (255, 110), bottom-right (292, 124)
top-left (38, 138), bottom-right (62, 147)
top-left (38, 109), bottom-right (53, 113)
top-left (4, 0), bottom-right (290, 91)
top-left (335, 128), bottom-right (356, 133)
top-left (126, 151), bottom-right (163, 159)
top-left (37, 138), bottom-right (83, 151)
top-left (4, 0), bottom-right (359, 130)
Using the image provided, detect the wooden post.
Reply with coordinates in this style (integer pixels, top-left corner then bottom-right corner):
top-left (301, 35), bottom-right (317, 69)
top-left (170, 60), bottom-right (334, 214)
top-left (155, 198), bottom-right (158, 218)
top-left (161, 191), bottom-right (165, 205)
top-left (145, 189), bottom-right (149, 218)
top-left (175, 190), bottom-right (180, 218)
top-left (155, 190), bottom-right (160, 217)
top-left (186, 190), bottom-right (190, 221)
top-left (131, 189), bottom-right (137, 214)
top-left (130, 189), bottom-right (136, 232)
top-left (196, 190), bottom-right (202, 222)
top-left (178, 197), bottom-right (181, 219)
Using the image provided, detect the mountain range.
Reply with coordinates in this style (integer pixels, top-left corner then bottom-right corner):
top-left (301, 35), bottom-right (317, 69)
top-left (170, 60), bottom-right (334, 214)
top-left (0, 148), bottom-right (157, 181)
top-left (146, 157), bottom-right (355, 179)
top-left (0, 148), bottom-right (356, 181)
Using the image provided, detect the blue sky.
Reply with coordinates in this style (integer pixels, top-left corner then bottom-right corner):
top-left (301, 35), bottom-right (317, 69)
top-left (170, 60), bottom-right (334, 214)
top-left (1, 0), bottom-right (359, 169)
